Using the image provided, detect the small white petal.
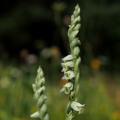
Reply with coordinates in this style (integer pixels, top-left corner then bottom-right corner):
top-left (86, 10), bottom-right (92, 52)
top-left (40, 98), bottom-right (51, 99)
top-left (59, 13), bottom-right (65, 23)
top-left (59, 87), bottom-right (65, 93)
top-left (61, 63), bottom-right (68, 72)
top-left (62, 54), bottom-right (73, 61)
top-left (61, 61), bottom-right (74, 72)
top-left (30, 111), bottom-right (40, 118)
top-left (62, 75), bottom-right (66, 80)
top-left (64, 88), bottom-right (70, 94)
top-left (61, 68), bottom-right (65, 72)
top-left (60, 82), bottom-right (73, 94)
top-left (62, 61), bottom-right (73, 67)
top-left (71, 101), bottom-right (85, 113)
top-left (32, 84), bottom-right (36, 92)
top-left (64, 82), bottom-right (73, 88)
top-left (65, 71), bottom-right (74, 79)
top-left (72, 102), bottom-right (84, 107)
top-left (72, 104), bottom-right (79, 111)
top-left (64, 82), bottom-right (73, 94)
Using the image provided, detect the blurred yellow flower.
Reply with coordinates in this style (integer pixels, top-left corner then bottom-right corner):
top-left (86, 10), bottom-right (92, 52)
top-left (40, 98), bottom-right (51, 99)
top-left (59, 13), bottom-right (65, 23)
top-left (50, 46), bottom-right (60, 58)
top-left (91, 59), bottom-right (100, 69)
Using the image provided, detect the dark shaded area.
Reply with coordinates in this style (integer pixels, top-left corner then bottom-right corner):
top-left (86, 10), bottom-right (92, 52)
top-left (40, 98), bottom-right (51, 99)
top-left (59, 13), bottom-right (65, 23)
top-left (0, 0), bottom-right (120, 72)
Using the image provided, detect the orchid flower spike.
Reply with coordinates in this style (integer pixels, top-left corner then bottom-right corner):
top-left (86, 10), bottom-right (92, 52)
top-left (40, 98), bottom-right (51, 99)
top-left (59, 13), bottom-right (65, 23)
top-left (60, 4), bottom-right (84, 120)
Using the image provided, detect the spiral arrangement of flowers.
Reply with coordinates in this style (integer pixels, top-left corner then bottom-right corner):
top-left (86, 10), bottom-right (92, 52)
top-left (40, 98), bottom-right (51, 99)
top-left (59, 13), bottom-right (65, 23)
top-left (60, 4), bottom-right (85, 120)
top-left (30, 66), bottom-right (49, 120)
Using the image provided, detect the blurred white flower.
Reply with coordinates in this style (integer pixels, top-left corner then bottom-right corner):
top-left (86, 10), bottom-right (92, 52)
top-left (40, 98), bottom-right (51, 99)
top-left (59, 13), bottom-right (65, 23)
top-left (62, 70), bottom-right (74, 80)
top-left (60, 82), bottom-right (73, 94)
top-left (62, 54), bottom-right (73, 61)
top-left (32, 84), bottom-right (36, 92)
top-left (71, 101), bottom-right (85, 114)
top-left (61, 61), bottom-right (73, 72)
top-left (40, 48), bottom-right (51, 59)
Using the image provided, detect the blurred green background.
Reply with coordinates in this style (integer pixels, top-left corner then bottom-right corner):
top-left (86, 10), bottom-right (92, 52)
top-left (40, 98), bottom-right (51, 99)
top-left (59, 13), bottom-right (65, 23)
top-left (0, 0), bottom-right (120, 120)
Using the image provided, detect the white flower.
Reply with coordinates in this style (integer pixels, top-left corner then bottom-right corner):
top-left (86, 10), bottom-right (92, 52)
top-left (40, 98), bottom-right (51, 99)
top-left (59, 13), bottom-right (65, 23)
top-left (30, 111), bottom-right (40, 118)
top-left (62, 70), bottom-right (74, 80)
top-left (62, 54), bottom-right (73, 61)
top-left (61, 61), bottom-right (73, 72)
top-left (60, 82), bottom-right (73, 94)
top-left (71, 101), bottom-right (85, 114)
